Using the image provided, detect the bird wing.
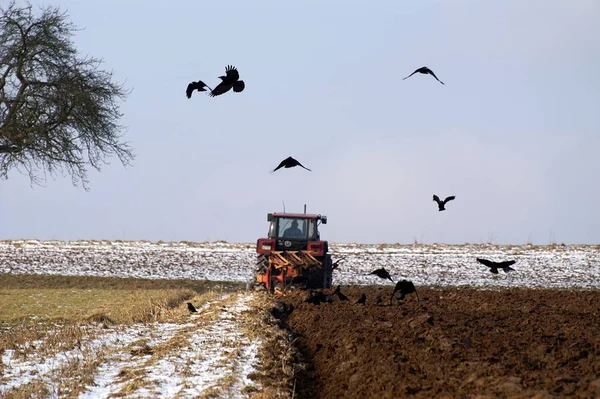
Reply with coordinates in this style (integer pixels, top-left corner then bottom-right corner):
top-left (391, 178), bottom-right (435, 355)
top-left (197, 80), bottom-right (211, 91)
top-left (443, 196), bottom-right (456, 204)
top-left (232, 80), bottom-right (245, 93)
top-left (272, 159), bottom-right (288, 172)
top-left (209, 81), bottom-right (233, 97)
top-left (476, 258), bottom-right (494, 267)
top-left (498, 260), bottom-right (516, 268)
top-left (433, 195), bottom-right (441, 204)
top-left (225, 65), bottom-right (240, 82)
top-left (297, 161), bottom-right (312, 171)
top-left (186, 83), bottom-right (195, 98)
top-left (427, 69), bottom-right (445, 84)
top-left (402, 69), bottom-right (419, 80)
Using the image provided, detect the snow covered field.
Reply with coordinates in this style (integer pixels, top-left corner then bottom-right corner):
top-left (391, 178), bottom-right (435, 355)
top-left (1, 240), bottom-right (599, 398)
top-left (1, 240), bottom-right (599, 289)
top-left (0, 292), bottom-right (276, 398)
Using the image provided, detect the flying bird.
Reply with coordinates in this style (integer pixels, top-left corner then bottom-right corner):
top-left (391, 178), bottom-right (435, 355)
top-left (391, 280), bottom-right (420, 303)
top-left (272, 156), bottom-right (312, 172)
top-left (187, 302), bottom-right (198, 313)
top-left (209, 65), bottom-right (245, 97)
top-left (403, 66), bottom-right (444, 84)
top-left (369, 268), bottom-right (394, 283)
top-left (476, 258), bottom-right (516, 274)
top-left (331, 256), bottom-right (347, 270)
top-left (186, 80), bottom-right (212, 98)
top-left (356, 293), bottom-right (367, 305)
top-left (333, 285), bottom-right (349, 301)
top-left (433, 195), bottom-right (456, 211)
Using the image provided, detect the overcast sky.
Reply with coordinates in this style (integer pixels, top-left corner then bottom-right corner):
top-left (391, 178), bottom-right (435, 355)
top-left (1, 0), bottom-right (599, 245)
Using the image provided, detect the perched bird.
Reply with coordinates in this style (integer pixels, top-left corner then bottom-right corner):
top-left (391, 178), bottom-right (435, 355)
top-left (403, 66), bottom-right (445, 85)
top-left (333, 285), bottom-right (349, 301)
top-left (476, 258), bottom-right (516, 274)
top-left (369, 268), bottom-right (394, 283)
top-left (209, 65), bottom-right (245, 97)
top-left (356, 293), bottom-right (367, 305)
top-left (187, 302), bottom-right (198, 313)
top-left (272, 156), bottom-right (312, 172)
top-left (433, 194), bottom-right (456, 211)
top-left (391, 280), bottom-right (420, 302)
top-left (186, 80), bottom-right (212, 98)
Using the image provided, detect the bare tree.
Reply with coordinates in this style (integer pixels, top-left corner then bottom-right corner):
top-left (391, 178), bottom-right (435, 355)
top-left (0, 2), bottom-right (133, 189)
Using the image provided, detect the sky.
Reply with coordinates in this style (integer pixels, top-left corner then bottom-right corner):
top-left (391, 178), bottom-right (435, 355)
top-left (1, 0), bottom-right (599, 245)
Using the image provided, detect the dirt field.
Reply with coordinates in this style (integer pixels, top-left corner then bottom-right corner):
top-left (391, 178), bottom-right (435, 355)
top-left (277, 286), bottom-right (600, 399)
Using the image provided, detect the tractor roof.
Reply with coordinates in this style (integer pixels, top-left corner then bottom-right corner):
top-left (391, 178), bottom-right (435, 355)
top-left (271, 213), bottom-right (320, 219)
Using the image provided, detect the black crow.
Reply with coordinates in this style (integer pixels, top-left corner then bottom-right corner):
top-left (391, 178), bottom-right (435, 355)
top-left (476, 258), bottom-right (516, 274)
top-left (374, 295), bottom-right (383, 304)
top-left (356, 293), bottom-right (367, 305)
top-left (433, 194), bottom-right (456, 211)
top-left (391, 280), bottom-right (420, 302)
top-left (187, 302), bottom-right (198, 313)
top-left (333, 285), bottom-right (349, 301)
top-left (186, 80), bottom-right (212, 98)
top-left (369, 267), bottom-right (394, 283)
top-left (209, 65), bottom-right (245, 97)
top-left (272, 156), bottom-right (312, 172)
top-left (403, 66), bottom-right (444, 84)
top-left (331, 256), bottom-right (347, 270)
top-left (306, 290), bottom-right (333, 305)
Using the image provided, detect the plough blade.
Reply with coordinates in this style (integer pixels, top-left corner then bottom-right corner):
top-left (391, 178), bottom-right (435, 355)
top-left (269, 251), bottom-right (323, 269)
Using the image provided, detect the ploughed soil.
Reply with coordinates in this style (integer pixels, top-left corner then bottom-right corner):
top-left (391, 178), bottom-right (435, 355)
top-left (276, 286), bottom-right (600, 399)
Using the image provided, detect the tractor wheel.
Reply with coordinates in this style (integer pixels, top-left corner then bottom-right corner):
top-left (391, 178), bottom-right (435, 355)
top-left (254, 254), bottom-right (269, 291)
top-left (256, 254), bottom-right (268, 274)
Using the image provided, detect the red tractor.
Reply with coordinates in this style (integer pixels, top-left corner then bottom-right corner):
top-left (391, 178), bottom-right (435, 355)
top-left (255, 212), bottom-right (332, 293)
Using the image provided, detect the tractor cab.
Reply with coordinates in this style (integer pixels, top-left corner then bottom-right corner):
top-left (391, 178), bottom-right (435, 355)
top-left (263, 213), bottom-right (327, 252)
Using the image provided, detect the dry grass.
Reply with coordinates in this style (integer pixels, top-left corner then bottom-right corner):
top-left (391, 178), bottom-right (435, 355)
top-left (0, 274), bottom-right (243, 398)
top-left (0, 379), bottom-right (50, 399)
top-left (240, 293), bottom-right (304, 399)
top-left (0, 274), bottom-right (299, 398)
top-left (0, 273), bottom-right (242, 325)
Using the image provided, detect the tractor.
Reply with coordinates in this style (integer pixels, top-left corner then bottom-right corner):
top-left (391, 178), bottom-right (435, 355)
top-left (255, 211), bottom-right (332, 293)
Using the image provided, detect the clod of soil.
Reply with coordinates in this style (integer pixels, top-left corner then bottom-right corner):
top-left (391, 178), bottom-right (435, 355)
top-left (277, 286), bottom-right (600, 399)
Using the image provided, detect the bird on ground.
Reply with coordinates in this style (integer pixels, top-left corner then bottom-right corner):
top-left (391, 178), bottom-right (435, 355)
top-left (209, 65), bottom-right (245, 97)
top-left (356, 293), bottom-right (367, 305)
top-left (390, 280), bottom-right (420, 303)
top-left (272, 156), bottom-right (312, 172)
top-left (433, 194), bottom-right (456, 211)
top-left (402, 66), bottom-right (444, 85)
top-left (186, 80), bottom-right (212, 98)
top-left (333, 285), bottom-right (349, 301)
top-left (374, 295), bottom-right (383, 305)
top-left (305, 290), bottom-right (334, 305)
top-left (476, 258), bottom-right (516, 274)
top-left (369, 267), bottom-right (394, 283)
top-left (187, 302), bottom-right (198, 313)
top-left (305, 290), bottom-right (325, 305)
